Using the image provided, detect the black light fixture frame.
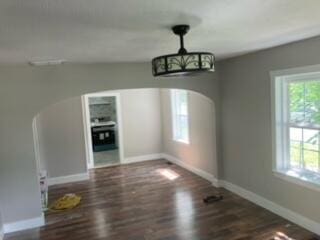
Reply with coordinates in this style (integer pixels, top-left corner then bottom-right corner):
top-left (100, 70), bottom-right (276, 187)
top-left (152, 25), bottom-right (215, 77)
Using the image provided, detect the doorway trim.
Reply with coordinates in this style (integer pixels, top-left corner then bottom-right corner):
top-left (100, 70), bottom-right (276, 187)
top-left (82, 91), bottom-right (125, 169)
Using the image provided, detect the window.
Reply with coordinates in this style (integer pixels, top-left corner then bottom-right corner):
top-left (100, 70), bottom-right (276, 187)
top-left (171, 89), bottom-right (189, 144)
top-left (272, 69), bottom-right (320, 188)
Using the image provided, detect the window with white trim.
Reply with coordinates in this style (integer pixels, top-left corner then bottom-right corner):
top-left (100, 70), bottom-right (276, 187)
top-left (273, 71), bottom-right (320, 186)
top-left (171, 89), bottom-right (189, 144)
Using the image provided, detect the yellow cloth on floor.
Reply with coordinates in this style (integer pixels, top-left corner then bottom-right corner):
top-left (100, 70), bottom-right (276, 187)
top-left (49, 193), bottom-right (81, 211)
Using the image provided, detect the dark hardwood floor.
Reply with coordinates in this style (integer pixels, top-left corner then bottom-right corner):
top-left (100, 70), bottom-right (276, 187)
top-left (5, 159), bottom-right (319, 240)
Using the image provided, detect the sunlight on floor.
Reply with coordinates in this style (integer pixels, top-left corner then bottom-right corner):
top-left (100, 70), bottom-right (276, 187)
top-left (157, 168), bottom-right (180, 180)
top-left (273, 231), bottom-right (295, 240)
top-left (175, 190), bottom-right (195, 238)
top-left (93, 209), bottom-right (110, 238)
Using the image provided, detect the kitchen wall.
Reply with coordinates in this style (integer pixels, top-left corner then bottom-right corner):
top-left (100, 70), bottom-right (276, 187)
top-left (35, 88), bottom-right (163, 179)
top-left (35, 96), bottom-right (87, 178)
top-left (0, 62), bottom-right (219, 225)
top-left (89, 97), bottom-right (117, 122)
top-left (161, 89), bottom-right (217, 178)
top-left (219, 36), bottom-right (320, 223)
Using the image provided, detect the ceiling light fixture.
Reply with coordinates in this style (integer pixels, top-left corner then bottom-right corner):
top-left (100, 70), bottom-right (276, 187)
top-left (152, 25), bottom-right (215, 77)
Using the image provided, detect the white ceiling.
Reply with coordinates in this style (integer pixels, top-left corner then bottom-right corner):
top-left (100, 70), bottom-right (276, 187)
top-left (1, 0), bottom-right (320, 64)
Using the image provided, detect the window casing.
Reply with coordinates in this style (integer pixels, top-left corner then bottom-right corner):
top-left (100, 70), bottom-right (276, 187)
top-left (272, 70), bottom-right (320, 188)
top-left (171, 89), bottom-right (190, 144)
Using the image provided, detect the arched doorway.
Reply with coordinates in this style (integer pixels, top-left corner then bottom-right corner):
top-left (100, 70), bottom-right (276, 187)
top-left (32, 88), bottom-right (218, 218)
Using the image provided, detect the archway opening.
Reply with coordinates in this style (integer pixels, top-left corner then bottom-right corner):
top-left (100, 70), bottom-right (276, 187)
top-left (32, 87), bottom-right (218, 217)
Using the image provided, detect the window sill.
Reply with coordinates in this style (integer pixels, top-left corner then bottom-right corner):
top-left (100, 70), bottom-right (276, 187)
top-left (273, 168), bottom-right (320, 193)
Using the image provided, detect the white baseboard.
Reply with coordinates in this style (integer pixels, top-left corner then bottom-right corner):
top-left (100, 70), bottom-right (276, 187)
top-left (219, 180), bottom-right (320, 235)
top-left (123, 153), bottom-right (163, 164)
top-left (162, 154), bottom-right (219, 187)
top-left (3, 213), bottom-right (45, 234)
top-left (160, 154), bottom-right (319, 235)
top-left (48, 172), bottom-right (90, 186)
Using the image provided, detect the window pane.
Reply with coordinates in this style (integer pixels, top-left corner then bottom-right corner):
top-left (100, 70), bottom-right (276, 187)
top-left (304, 81), bottom-right (320, 126)
top-left (290, 127), bottom-right (302, 168)
top-left (303, 150), bottom-right (318, 172)
top-left (289, 81), bottom-right (320, 126)
top-left (289, 82), bottom-right (305, 124)
top-left (180, 101), bottom-right (188, 116)
top-left (290, 127), bottom-right (302, 141)
top-left (179, 115), bottom-right (188, 141)
top-left (289, 127), bottom-right (320, 172)
top-left (176, 92), bottom-right (187, 115)
top-left (171, 89), bottom-right (189, 143)
top-left (303, 128), bottom-right (320, 172)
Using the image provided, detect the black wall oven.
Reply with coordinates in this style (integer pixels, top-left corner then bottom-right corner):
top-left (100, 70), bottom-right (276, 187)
top-left (91, 126), bottom-right (117, 152)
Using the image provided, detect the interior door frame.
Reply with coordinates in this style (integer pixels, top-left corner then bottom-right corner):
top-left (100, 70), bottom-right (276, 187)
top-left (81, 92), bottom-right (125, 169)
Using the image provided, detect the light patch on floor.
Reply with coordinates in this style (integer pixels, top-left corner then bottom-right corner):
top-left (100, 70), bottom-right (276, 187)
top-left (273, 232), bottom-right (295, 240)
top-left (157, 168), bottom-right (180, 180)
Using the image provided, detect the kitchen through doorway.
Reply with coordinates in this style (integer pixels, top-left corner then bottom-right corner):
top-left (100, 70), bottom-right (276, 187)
top-left (82, 92), bottom-right (124, 169)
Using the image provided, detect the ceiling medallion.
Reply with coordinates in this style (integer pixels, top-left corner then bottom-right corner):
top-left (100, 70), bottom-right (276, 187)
top-left (152, 25), bottom-right (215, 77)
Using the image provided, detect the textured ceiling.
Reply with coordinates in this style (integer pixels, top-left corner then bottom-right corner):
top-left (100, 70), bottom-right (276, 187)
top-left (0, 0), bottom-right (320, 64)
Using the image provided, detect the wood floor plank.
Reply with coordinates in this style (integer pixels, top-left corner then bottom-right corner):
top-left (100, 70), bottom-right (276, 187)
top-left (5, 159), bottom-right (319, 240)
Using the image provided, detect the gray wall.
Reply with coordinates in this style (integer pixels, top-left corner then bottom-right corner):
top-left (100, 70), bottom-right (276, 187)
top-left (161, 89), bottom-right (217, 177)
top-left (219, 36), bottom-right (320, 223)
top-left (0, 63), bottom-right (219, 224)
top-left (116, 89), bottom-right (162, 158)
top-left (35, 96), bottom-right (87, 178)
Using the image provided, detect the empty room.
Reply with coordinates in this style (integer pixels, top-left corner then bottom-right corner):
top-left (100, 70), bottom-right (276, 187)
top-left (1, 1), bottom-right (320, 240)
